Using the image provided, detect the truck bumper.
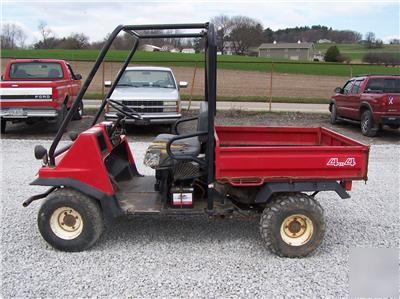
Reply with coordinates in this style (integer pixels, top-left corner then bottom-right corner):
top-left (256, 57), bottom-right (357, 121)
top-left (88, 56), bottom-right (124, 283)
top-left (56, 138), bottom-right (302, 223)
top-left (381, 116), bottom-right (400, 126)
top-left (105, 112), bottom-right (182, 125)
top-left (0, 107), bottom-right (58, 119)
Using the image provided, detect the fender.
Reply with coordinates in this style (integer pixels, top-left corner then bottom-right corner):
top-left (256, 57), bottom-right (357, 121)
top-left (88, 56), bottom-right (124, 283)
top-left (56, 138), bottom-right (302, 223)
top-left (254, 181), bottom-right (350, 203)
top-left (28, 177), bottom-right (123, 218)
top-left (360, 101), bottom-right (373, 114)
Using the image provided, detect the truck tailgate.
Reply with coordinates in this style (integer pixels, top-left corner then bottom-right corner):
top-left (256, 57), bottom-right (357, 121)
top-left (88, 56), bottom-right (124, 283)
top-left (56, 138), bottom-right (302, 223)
top-left (215, 126), bottom-right (369, 185)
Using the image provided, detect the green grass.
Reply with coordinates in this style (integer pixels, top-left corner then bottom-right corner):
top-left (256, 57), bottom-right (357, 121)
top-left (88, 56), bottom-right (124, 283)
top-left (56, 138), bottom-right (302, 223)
top-left (85, 92), bottom-right (329, 104)
top-left (2, 48), bottom-right (399, 77)
top-left (315, 43), bottom-right (400, 60)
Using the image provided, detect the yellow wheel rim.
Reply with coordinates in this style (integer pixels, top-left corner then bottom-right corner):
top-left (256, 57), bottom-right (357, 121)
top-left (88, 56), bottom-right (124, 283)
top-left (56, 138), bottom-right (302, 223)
top-left (50, 207), bottom-right (83, 240)
top-left (280, 214), bottom-right (314, 246)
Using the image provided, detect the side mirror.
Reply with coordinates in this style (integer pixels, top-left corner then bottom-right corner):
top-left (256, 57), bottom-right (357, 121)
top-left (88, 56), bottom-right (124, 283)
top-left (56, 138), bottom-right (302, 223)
top-left (74, 74), bottom-right (82, 80)
top-left (179, 81), bottom-right (188, 88)
top-left (334, 87), bottom-right (343, 94)
top-left (104, 80), bottom-right (112, 88)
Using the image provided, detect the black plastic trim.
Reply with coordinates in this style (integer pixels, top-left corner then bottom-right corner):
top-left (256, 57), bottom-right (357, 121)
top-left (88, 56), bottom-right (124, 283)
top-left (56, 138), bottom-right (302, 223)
top-left (30, 177), bottom-right (123, 218)
top-left (255, 181), bottom-right (350, 203)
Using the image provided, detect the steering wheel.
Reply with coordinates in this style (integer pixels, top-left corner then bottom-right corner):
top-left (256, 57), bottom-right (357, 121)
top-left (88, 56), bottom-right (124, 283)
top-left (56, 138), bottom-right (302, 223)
top-left (107, 99), bottom-right (142, 120)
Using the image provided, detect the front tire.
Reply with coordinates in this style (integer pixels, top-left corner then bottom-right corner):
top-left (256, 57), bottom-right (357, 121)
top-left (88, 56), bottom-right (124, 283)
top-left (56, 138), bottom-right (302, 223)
top-left (361, 110), bottom-right (378, 137)
top-left (72, 101), bottom-right (84, 120)
top-left (330, 103), bottom-right (339, 125)
top-left (37, 188), bottom-right (104, 252)
top-left (260, 193), bottom-right (325, 258)
top-left (1, 118), bottom-right (6, 134)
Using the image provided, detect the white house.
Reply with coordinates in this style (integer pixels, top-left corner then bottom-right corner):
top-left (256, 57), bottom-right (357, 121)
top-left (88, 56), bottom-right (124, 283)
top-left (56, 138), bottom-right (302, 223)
top-left (181, 48), bottom-right (196, 54)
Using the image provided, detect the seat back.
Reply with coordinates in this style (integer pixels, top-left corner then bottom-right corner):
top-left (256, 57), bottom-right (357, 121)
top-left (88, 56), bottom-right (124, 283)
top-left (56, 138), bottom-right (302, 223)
top-left (197, 101), bottom-right (208, 142)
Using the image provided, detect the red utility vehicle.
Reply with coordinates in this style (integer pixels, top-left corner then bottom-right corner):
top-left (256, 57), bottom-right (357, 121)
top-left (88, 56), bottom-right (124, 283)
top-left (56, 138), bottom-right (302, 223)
top-left (0, 59), bottom-right (83, 133)
top-left (330, 75), bottom-right (400, 136)
top-left (24, 23), bottom-right (369, 258)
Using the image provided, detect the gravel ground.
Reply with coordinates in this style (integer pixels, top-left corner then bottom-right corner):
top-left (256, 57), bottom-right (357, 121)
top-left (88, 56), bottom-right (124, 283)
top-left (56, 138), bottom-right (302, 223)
top-left (2, 111), bottom-right (400, 144)
top-left (1, 139), bottom-right (399, 298)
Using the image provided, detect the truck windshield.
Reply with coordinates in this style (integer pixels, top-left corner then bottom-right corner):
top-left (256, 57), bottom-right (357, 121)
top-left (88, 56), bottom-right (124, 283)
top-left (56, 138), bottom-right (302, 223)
top-left (9, 62), bottom-right (63, 79)
top-left (365, 78), bottom-right (400, 93)
top-left (117, 70), bottom-right (176, 88)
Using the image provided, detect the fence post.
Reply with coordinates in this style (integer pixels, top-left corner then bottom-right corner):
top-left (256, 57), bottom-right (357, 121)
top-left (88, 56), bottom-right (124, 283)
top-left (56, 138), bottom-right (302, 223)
top-left (268, 63), bottom-right (274, 112)
top-left (187, 63), bottom-right (198, 111)
top-left (101, 62), bottom-right (105, 98)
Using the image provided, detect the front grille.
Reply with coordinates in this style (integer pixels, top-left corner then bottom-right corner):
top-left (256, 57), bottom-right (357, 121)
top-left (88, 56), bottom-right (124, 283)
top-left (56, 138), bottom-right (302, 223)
top-left (122, 100), bottom-right (164, 113)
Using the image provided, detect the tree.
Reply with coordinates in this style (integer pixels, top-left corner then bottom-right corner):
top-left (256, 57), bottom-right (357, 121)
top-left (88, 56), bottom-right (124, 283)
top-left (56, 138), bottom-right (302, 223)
top-left (211, 15), bottom-right (234, 54)
top-left (38, 21), bottom-right (54, 48)
top-left (57, 33), bottom-right (90, 49)
top-left (324, 45), bottom-right (341, 62)
top-left (229, 16), bottom-right (263, 55)
top-left (0, 23), bottom-right (27, 49)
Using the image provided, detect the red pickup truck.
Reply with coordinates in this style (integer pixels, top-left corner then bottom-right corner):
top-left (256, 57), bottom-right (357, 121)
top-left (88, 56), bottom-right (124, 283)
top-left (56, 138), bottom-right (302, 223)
top-left (330, 75), bottom-right (400, 136)
top-left (0, 59), bottom-right (83, 133)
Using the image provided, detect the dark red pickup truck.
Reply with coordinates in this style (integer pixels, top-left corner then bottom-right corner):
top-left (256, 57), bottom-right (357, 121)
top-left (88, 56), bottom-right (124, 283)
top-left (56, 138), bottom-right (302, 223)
top-left (0, 59), bottom-right (83, 133)
top-left (330, 75), bottom-right (400, 136)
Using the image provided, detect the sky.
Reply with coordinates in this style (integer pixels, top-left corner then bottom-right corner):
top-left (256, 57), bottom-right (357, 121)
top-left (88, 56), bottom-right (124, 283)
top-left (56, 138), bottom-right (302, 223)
top-left (1, 0), bottom-right (399, 45)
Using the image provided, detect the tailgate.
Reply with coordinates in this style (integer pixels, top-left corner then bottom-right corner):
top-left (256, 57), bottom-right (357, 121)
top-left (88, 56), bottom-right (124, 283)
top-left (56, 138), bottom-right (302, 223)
top-left (0, 86), bottom-right (53, 103)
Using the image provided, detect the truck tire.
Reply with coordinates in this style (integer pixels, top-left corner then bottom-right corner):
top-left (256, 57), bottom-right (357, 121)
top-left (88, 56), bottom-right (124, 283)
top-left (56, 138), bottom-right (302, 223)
top-left (1, 118), bottom-right (6, 134)
top-left (259, 193), bottom-right (325, 258)
top-left (330, 103), bottom-right (339, 124)
top-left (52, 105), bottom-right (67, 133)
top-left (37, 188), bottom-right (104, 252)
top-left (361, 110), bottom-right (378, 137)
top-left (72, 101), bottom-right (84, 120)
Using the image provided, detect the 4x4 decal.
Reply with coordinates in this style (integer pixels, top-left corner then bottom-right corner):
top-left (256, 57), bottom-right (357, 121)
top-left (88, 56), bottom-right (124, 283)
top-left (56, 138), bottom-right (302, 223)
top-left (327, 157), bottom-right (356, 167)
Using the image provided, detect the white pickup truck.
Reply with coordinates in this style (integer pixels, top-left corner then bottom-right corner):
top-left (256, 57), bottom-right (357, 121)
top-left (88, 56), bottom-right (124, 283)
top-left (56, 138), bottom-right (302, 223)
top-left (105, 66), bottom-right (187, 129)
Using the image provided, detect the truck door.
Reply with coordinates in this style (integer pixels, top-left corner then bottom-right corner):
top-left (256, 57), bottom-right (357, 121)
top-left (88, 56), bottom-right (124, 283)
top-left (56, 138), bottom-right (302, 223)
top-left (66, 64), bottom-right (81, 103)
top-left (336, 80), bottom-right (354, 118)
top-left (347, 79), bottom-right (364, 120)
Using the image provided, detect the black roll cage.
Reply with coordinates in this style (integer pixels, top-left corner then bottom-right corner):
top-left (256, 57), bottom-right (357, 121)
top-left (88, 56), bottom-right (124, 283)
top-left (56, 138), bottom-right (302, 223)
top-left (48, 23), bottom-right (217, 199)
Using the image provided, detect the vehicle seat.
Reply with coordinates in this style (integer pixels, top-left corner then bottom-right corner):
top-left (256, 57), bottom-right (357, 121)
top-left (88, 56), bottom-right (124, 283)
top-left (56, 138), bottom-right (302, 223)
top-left (48, 69), bottom-right (61, 78)
top-left (144, 101), bottom-right (208, 169)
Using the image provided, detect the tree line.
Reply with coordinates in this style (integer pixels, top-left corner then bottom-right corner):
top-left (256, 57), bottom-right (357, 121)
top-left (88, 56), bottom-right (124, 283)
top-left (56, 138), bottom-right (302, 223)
top-left (1, 16), bottom-right (398, 55)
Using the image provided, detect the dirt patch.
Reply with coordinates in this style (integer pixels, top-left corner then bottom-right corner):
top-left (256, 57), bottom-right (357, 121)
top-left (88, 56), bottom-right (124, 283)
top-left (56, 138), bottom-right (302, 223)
top-left (1, 58), bottom-right (345, 99)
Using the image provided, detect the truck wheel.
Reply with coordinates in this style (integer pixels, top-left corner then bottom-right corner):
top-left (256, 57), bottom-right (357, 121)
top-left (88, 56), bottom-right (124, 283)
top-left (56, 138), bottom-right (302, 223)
top-left (72, 101), bottom-right (84, 120)
top-left (361, 110), bottom-right (378, 137)
top-left (37, 188), bottom-right (104, 252)
top-left (330, 103), bottom-right (339, 124)
top-left (1, 119), bottom-right (6, 134)
top-left (259, 193), bottom-right (325, 258)
top-left (53, 105), bottom-right (67, 133)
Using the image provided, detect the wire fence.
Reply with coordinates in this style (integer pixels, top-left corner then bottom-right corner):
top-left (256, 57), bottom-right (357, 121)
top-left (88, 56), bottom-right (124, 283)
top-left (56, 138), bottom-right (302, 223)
top-left (2, 57), bottom-right (398, 110)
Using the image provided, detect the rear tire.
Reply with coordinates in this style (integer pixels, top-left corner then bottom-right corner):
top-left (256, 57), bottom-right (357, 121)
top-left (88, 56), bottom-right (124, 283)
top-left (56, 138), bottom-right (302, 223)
top-left (72, 101), bottom-right (84, 120)
top-left (361, 110), bottom-right (378, 137)
top-left (37, 188), bottom-right (104, 252)
top-left (330, 103), bottom-right (339, 125)
top-left (1, 118), bottom-right (6, 134)
top-left (260, 193), bottom-right (325, 258)
top-left (52, 105), bottom-right (67, 133)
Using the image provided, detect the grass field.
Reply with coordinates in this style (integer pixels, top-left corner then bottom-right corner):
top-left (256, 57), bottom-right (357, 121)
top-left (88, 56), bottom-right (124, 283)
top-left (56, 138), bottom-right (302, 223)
top-left (2, 48), bottom-right (399, 77)
top-left (315, 43), bottom-right (400, 60)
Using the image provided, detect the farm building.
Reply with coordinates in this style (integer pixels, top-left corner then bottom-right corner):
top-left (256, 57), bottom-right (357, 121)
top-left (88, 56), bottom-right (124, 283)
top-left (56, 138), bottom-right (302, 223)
top-left (181, 48), bottom-right (195, 54)
top-left (258, 42), bottom-right (315, 61)
top-left (140, 44), bottom-right (162, 52)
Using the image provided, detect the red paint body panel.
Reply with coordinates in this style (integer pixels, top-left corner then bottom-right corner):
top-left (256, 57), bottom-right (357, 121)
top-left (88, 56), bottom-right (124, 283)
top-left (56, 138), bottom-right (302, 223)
top-left (0, 59), bottom-right (81, 110)
top-left (215, 126), bottom-right (369, 186)
top-left (37, 124), bottom-right (115, 195)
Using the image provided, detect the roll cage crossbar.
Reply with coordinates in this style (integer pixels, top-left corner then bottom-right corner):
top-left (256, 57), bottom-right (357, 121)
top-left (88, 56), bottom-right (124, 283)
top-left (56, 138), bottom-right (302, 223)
top-left (48, 22), bottom-right (217, 186)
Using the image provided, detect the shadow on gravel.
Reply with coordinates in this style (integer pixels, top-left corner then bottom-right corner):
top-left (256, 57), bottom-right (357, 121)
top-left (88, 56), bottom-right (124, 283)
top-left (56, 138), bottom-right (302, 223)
top-left (99, 215), bottom-right (262, 249)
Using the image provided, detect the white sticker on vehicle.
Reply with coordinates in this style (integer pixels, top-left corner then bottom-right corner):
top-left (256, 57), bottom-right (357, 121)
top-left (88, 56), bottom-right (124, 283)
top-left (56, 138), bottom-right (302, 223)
top-left (327, 157), bottom-right (356, 167)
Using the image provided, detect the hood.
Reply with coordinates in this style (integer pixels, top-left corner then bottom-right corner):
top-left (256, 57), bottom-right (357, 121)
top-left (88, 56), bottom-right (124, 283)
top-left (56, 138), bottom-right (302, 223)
top-left (110, 87), bottom-right (179, 101)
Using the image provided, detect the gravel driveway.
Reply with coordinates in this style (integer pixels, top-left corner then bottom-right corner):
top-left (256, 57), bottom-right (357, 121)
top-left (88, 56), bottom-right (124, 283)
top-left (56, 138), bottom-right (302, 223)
top-left (1, 139), bottom-right (398, 297)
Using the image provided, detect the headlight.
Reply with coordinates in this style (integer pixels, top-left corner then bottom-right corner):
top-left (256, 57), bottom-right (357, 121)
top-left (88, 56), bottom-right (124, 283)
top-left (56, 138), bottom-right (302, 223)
top-left (163, 107), bottom-right (177, 112)
top-left (163, 101), bottom-right (177, 106)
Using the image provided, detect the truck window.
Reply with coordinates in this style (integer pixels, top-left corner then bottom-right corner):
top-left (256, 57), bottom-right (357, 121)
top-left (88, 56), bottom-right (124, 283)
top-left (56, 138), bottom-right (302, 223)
top-left (118, 70), bottom-right (176, 89)
top-left (351, 80), bottom-right (363, 94)
top-left (343, 80), bottom-right (354, 94)
top-left (9, 62), bottom-right (63, 79)
top-left (365, 78), bottom-right (400, 93)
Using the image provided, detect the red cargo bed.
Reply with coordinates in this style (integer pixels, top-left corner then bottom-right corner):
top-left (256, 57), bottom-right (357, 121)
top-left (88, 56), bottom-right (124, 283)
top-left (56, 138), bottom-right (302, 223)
top-left (214, 126), bottom-right (369, 186)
